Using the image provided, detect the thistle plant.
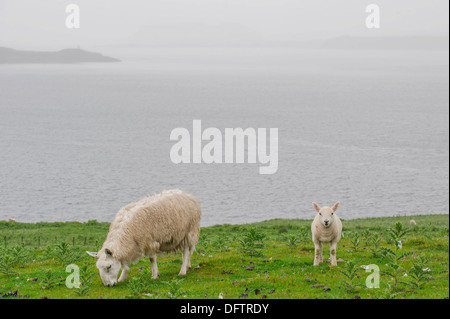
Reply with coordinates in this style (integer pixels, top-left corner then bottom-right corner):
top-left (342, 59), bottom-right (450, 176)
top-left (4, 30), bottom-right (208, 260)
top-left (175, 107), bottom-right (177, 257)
top-left (163, 277), bottom-right (186, 299)
top-left (381, 222), bottom-right (411, 290)
top-left (298, 226), bottom-right (310, 243)
top-left (73, 264), bottom-right (96, 296)
top-left (403, 255), bottom-right (431, 290)
top-left (46, 242), bottom-right (85, 267)
top-left (348, 232), bottom-right (361, 252)
top-left (338, 260), bottom-right (359, 293)
top-left (367, 233), bottom-right (383, 258)
top-left (361, 229), bottom-right (371, 246)
top-left (195, 233), bottom-right (212, 256)
top-left (40, 269), bottom-right (61, 290)
top-left (9, 244), bottom-right (33, 265)
top-left (212, 236), bottom-right (230, 252)
top-left (126, 276), bottom-right (146, 299)
top-left (376, 288), bottom-right (402, 299)
top-left (283, 234), bottom-right (300, 248)
top-left (0, 245), bottom-right (33, 276)
top-left (0, 252), bottom-right (18, 276)
top-left (238, 227), bottom-right (266, 258)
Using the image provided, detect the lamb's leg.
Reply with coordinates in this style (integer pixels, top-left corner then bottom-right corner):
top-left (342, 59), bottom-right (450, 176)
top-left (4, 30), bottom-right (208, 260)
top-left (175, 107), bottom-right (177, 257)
top-left (313, 241), bottom-right (323, 266)
top-left (149, 254), bottom-right (159, 279)
top-left (118, 264), bottom-right (129, 282)
top-left (178, 245), bottom-right (190, 276)
top-left (330, 242), bottom-right (338, 266)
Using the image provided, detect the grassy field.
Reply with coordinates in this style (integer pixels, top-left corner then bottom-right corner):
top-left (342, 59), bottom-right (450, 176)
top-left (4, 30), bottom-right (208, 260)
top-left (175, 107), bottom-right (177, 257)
top-left (0, 214), bottom-right (448, 299)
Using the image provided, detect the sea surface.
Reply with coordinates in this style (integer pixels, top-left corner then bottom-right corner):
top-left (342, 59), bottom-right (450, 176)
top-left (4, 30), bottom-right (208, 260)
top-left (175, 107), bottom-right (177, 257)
top-left (0, 48), bottom-right (448, 226)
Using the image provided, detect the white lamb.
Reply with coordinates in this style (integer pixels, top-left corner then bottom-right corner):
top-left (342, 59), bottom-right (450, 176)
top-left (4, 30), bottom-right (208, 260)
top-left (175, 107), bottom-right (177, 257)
top-left (311, 201), bottom-right (342, 266)
top-left (87, 189), bottom-right (202, 286)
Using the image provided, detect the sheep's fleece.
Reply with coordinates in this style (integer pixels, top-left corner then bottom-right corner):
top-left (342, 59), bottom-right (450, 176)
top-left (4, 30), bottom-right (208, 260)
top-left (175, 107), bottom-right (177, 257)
top-left (87, 189), bottom-right (201, 286)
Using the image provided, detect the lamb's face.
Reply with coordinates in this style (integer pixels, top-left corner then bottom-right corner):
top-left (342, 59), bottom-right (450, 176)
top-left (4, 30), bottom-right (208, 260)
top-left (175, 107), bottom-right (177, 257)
top-left (318, 207), bottom-right (335, 227)
top-left (312, 202), bottom-right (340, 228)
top-left (87, 248), bottom-right (121, 286)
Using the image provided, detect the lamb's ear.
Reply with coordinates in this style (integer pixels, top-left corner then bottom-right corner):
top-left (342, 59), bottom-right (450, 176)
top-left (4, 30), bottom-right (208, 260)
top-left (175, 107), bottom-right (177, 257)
top-left (312, 202), bottom-right (321, 213)
top-left (331, 201), bottom-right (340, 212)
top-left (86, 251), bottom-right (98, 258)
top-left (105, 248), bottom-right (113, 257)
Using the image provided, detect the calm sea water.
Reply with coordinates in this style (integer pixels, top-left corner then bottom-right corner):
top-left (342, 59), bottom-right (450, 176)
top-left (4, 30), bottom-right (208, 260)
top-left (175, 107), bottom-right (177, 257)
top-left (0, 48), bottom-right (448, 226)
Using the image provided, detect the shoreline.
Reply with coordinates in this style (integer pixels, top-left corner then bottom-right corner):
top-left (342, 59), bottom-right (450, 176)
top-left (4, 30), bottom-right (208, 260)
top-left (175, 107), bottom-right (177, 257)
top-left (1, 213), bottom-right (448, 228)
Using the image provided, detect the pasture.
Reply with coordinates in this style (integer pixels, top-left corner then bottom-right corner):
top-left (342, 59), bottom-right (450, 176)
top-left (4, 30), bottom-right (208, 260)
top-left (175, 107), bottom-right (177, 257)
top-left (0, 214), bottom-right (448, 299)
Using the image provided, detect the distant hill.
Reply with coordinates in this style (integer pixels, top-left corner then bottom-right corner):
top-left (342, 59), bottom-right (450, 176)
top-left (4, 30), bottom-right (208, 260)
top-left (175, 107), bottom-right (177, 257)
top-left (318, 36), bottom-right (449, 51)
top-left (0, 47), bottom-right (120, 64)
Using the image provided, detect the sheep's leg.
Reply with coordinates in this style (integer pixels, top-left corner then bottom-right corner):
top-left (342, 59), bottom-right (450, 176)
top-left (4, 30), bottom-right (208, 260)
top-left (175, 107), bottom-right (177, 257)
top-left (149, 254), bottom-right (159, 279)
top-left (118, 264), bottom-right (129, 282)
top-left (330, 242), bottom-right (338, 266)
top-left (313, 241), bottom-right (323, 266)
top-left (186, 234), bottom-right (194, 269)
top-left (187, 245), bottom-right (195, 269)
top-left (178, 245), bottom-right (190, 276)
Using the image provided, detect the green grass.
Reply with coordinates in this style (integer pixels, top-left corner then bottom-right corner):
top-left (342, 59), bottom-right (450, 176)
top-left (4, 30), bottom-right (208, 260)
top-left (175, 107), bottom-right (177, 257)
top-left (0, 214), bottom-right (448, 299)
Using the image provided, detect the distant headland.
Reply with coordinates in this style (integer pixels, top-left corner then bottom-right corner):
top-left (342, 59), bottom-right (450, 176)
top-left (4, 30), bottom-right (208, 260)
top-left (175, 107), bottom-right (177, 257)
top-left (318, 36), bottom-right (449, 51)
top-left (0, 47), bottom-right (120, 64)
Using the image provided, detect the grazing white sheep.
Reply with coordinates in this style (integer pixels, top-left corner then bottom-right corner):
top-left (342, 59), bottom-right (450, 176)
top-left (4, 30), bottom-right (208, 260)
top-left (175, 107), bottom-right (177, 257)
top-left (410, 219), bottom-right (417, 226)
top-left (87, 189), bottom-right (202, 286)
top-left (311, 201), bottom-right (342, 266)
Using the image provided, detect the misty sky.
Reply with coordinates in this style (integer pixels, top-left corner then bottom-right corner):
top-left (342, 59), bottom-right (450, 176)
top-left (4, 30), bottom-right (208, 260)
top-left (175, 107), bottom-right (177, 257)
top-left (0, 0), bottom-right (448, 49)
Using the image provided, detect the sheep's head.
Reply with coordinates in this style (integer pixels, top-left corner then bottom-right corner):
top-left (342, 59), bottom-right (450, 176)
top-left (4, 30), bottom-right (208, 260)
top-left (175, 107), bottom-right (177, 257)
top-left (312, 202), bottom-right (340, 228)
top-left (86, 248), bottom-right (121, 286)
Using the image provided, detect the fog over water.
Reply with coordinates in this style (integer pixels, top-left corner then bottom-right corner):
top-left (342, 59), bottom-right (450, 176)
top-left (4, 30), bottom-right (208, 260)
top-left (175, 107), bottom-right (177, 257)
top-left (0, 1), bottom-right (448, 225)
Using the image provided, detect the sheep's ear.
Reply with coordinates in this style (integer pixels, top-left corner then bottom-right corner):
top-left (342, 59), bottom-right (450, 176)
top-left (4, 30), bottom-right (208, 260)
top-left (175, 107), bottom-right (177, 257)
top-left (105, 248), bottom-right (113, 257)
top-left (312, 202), bottom-right (321, 212)
top-left (86, 251), bottom-right (98, 258)
top-left (331, 201), bottom-right (340, 212)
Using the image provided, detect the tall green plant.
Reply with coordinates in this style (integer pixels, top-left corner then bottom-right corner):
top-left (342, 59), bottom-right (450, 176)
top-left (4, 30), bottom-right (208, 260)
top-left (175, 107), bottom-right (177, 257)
top-left (403, 256), bottom-right (431, 290)
top-left (367, 233), bottom-right (383, 258)
top-left (163, 277), bottom-right (186, 299)
top-left (238, 227), bottom-right (266, 257)
top-left (126, 276), bottom-right (146, 299)
top-left (73, 264), bottom-right (96, 296)
top-left (376, 288), bottom-right (402, 299)
top-left (212, 236), bottom-right (230, 252)
top-left (46, 242), bottom-right (85, 267)
top-left (381, 222), bottom-right (411, 289)
top-left (40, 269), bottom-right (61, 290)
top-left (0, 245), bottom-right (32, 276)
top-left (348, 232), bottom-right (361, 252)
top-left (283, 234), bottom-right (300, 248)
top-left (0, 252), bottom-right (18, 276)
top-left (338, 260), bottom-right (359, 293)
top-left (9, 244), bottom-right (33, 265)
